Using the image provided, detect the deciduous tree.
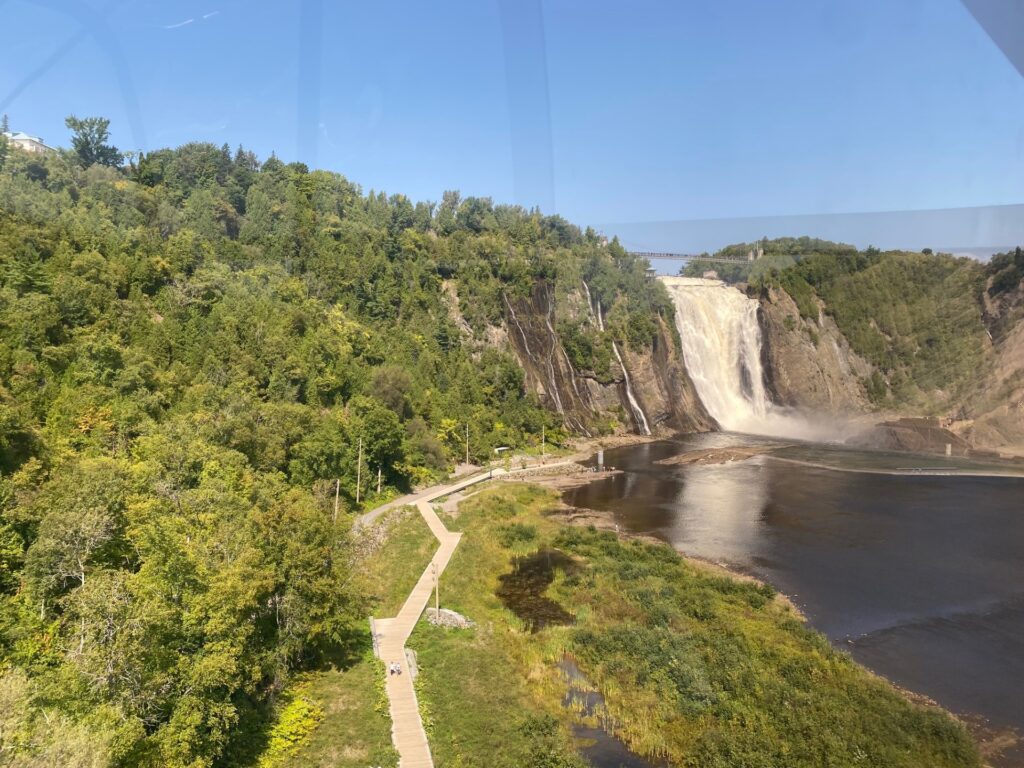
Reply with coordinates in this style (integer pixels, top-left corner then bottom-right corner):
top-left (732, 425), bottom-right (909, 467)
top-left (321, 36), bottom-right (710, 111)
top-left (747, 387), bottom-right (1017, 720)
top-left (64, 115), bottom-right (122, 168)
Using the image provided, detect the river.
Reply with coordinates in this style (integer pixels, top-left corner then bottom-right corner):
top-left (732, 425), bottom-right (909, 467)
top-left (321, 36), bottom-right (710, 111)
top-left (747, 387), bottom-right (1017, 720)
top-left (563, 433), bottom-right (1024, 766)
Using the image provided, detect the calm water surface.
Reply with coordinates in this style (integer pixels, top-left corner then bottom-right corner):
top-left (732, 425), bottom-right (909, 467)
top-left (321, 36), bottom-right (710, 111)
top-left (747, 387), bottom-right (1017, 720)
top-left (565, 434), bottom-right (1024, 765)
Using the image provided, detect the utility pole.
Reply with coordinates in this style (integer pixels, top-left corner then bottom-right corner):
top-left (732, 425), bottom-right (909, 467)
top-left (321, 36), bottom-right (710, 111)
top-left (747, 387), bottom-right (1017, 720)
top-left (465, 422), bottom-right (470, 466)
top-left (541, 425), bottom-right (545, 458)
top-left (333, 479), bottom-right (340, 523)
top-left (355, 437), bottom-right (363, 505)
top-left (376, 466), bottom-right (382, 494)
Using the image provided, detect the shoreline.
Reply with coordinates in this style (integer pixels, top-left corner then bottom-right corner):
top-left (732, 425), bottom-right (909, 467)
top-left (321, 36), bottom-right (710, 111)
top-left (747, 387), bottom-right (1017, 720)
top-left (523, 461), bottom-right (1019, 766)
top-left (763, 453), bottom-right (1024, 479)
top-left (565, 431), bottom-right (1024, 479)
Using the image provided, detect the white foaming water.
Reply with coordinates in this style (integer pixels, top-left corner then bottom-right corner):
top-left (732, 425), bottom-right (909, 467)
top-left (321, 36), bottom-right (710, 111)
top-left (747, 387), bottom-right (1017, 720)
top-left (584, 280), bottom-right (651, 435)
top-left (660, 276), bottom-right (829, 440)
top-left (612, 339), bottom-right (651, 435)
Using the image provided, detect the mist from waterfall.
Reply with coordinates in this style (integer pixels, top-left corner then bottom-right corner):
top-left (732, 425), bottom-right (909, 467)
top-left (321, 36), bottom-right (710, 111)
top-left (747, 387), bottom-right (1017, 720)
top-left (660, 276), bottom-right (832, 441)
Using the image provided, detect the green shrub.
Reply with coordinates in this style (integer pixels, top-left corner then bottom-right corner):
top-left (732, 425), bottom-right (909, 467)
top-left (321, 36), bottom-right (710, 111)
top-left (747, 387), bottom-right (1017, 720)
top-left (497, 522), bottom-right (538, 548)
top-left (257, 683), bottom-right (324, 768)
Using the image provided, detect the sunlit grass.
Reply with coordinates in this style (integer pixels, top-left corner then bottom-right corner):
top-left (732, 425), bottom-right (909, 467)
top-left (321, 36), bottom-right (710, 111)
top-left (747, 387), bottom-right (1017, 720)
top-left (280, 651), bottom-right (398, 768)
top-left (359, 505), bottom-right (438, 617)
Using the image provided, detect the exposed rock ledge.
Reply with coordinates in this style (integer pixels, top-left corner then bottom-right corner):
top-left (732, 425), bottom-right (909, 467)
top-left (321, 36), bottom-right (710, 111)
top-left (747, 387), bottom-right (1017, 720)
top-left (655, 445), bottom-right (786, 466)
top-left (847, 418), bottom-right (974, 457)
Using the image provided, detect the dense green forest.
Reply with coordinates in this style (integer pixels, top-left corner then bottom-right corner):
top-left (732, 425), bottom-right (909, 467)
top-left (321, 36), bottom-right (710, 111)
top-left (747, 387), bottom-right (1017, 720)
top-left (0, 120), bottom-right (669, 767)
top-left (681, 236), bottom-right (858, 283)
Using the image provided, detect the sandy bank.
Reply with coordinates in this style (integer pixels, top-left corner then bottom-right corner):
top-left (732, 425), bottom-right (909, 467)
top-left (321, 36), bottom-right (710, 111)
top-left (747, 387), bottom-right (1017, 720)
top-left (655, 444), bottom-right (789, 466)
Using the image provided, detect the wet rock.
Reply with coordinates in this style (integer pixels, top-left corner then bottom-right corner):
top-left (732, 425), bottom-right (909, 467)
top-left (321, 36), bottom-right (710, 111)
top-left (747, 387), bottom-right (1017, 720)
top-left (849, 418), bottom-right (972, 457)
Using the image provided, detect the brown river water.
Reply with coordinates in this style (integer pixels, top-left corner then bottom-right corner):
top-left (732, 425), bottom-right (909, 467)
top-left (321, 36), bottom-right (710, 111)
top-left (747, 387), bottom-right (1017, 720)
top-left (563, 433), bottom-right (1024, 766)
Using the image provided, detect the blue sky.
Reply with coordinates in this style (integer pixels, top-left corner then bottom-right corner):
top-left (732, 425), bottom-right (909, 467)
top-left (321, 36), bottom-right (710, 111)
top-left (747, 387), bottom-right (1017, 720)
top-left (2, 0), bottom-right (1023, 253)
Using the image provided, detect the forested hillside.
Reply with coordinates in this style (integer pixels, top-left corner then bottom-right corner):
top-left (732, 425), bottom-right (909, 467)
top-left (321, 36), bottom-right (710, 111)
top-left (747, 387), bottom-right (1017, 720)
top-left (749, 244), bottom-right (989, 408)
top-left (0, 125), bottom-right (671, 767)
top-left (731, 238), bottom-right (1024, 450)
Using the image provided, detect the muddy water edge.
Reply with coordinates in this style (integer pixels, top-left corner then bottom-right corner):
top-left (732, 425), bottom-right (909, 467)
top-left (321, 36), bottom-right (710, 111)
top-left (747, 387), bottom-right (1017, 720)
top-left (558, 435), bottom-right (1024, 767)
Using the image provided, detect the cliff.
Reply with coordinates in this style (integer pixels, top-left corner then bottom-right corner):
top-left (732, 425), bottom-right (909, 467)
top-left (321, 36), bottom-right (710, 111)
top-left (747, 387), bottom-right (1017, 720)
top-left (757, 268), bottom-right (1024, 457)
top-left (758, 286), bottom-right (872, 414)
top-left (445, 279), bottom-right (714, 437)
top-left (958, 276), bottom-right (1024, 453)
top-left (622, 316), bottom-right (717, 434)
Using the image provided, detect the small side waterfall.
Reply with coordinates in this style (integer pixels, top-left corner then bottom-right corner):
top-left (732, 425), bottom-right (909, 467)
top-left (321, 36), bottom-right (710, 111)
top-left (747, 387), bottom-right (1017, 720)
top-left (583, 281), bottom-right (651, 436)
top-left (503, 288), bottom-right (593, 436)
top-left (612, 340), bottom-right (652, 435)
top-left (660, 276), bottom-right (820, 439)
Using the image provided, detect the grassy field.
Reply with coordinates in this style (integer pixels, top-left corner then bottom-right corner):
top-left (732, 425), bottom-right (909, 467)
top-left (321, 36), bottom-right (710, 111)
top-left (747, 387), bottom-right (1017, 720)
top-left (278, 504), bottom-right (437, 768)
top-left (279, 653), bottom-right (398, 768)
top-left (553, 526), bottom-right (980, 767)
top-left (287, 482), bottom-right (980, 768)
top-left (424, 483), bottom-right (980, 768)
top-left (360, 505), bottom-right (438, 617)
top-left (409, 486), bottom-right (586, 768)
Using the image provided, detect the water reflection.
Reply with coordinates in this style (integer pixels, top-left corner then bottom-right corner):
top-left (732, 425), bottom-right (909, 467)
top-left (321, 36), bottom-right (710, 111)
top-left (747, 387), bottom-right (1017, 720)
top-left (560, 657), bottom-right (662, 768)
top-left (495, 548), bottom-right (577, 632)
top-left (668, 459), bottom-right (768, 564)
top-left (564, 435), bottom-right (1024, 765)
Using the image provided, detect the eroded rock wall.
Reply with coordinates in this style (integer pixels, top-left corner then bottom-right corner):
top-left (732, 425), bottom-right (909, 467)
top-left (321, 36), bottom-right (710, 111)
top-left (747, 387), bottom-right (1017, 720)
top-left (623, 317), bottom-right (716, 434)
top-left (758, 287), bottom-right (872, 414)
top-left (442, 279), bottom-right (712, 437)
top-left (960, 280), bottom-right (1024, 455)
top-left (502, 282), bottom-right (597, 435)
top-left (758, 280), bottom-right (1024, 457)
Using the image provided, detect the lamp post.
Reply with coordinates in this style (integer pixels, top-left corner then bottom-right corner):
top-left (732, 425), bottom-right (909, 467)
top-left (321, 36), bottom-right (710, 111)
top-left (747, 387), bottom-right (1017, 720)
top-left (432, 562), bottom-right (439, 615)
top-left (333, 478), bottom-right (340, 523)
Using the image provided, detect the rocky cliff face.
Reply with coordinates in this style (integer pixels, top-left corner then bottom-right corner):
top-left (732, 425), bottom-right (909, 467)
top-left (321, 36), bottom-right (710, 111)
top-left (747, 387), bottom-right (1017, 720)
top-left (501, 281), bottom-right (600, 435)
top-left (444, 279), bottom-right (713, 437)
top-left (758, 280), bottom-right (1024, 457)
top-left (758, 287), bottom-right (872, 415)
top-left (622, 317), bottom-right (717, 435)
top-left (959, 280), bottom-right (1024, 454)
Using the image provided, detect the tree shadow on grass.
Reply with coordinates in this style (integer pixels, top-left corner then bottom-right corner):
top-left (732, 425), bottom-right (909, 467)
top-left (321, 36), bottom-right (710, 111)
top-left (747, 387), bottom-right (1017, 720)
top-left (220, 627), bottom-right (373, 766)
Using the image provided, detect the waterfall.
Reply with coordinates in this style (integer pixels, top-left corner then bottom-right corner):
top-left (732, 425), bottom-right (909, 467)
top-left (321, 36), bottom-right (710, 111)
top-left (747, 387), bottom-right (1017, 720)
top-left (583, 280), bottom-right (651, 436)
top-left (612, 340), bottom-right (651, 435)
top-left (660, 276), bottom-right (820, 440)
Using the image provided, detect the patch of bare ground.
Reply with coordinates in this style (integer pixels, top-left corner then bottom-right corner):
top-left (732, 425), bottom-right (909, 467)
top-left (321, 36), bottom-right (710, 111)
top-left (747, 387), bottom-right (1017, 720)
top-left (438, 488), bottom-right (481, 517)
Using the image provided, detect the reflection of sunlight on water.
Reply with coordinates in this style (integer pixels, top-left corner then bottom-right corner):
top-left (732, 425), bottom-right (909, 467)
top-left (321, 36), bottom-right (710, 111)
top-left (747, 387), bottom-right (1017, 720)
top-left (669, 458), bottom-right (768, 565)
top-left (623, 465), bottom-right (639, 497)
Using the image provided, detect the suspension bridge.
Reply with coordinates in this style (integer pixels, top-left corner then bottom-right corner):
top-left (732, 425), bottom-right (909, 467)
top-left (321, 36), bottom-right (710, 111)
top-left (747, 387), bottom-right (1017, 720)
top-left (628, 251), bottom-right (758, 265)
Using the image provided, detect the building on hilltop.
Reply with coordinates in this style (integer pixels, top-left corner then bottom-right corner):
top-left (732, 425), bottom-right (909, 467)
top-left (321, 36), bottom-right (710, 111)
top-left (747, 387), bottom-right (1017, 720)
top-left (3, 131), bottom-right (55, 155)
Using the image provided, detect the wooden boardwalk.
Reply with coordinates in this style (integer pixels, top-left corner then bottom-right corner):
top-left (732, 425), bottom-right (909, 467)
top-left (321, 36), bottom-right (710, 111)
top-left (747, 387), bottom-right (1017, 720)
top-left (374, 500), bottom-right (460, 768)
top-left (370, 473), bottom-right (493, 767)
top-left (369, 461), bottom-right (577, 767)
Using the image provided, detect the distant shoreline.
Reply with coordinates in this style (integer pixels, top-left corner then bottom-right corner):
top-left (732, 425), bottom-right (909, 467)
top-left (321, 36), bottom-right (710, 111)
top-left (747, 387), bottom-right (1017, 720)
top-left (763, 454), bottom-right (1024, 479)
